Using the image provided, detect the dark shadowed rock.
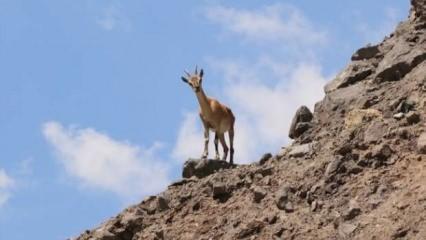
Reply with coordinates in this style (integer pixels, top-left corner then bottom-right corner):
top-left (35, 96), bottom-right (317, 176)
top-left (289, 106), bottom-right (314, 139)
top-left (259, 153), bottom-right (273, 165)
top-left (324, 61), bottom-right (374, 93)
top-left (212, 183), bottom-right (227, 198)
top-left (371, 144), bottom-right (393, 162)
top-left (406, 111), bottom-right (420, 124)
top-left (253, 186), bottom-right (267, 203)
top-left (156, 196), bottom-right (169, 212)
top-left (182, 158), bottom-right (232, 178)
top-left (351, 44), bottom-right (380, 61)
top-left (397, 99), bottom-right (416, 113)
top-left (343, 206), bottom-right (361, 221)
top-left (375, 45), bottom-right (426, 82)
top-left (236, 220), bottom-right (265, 239)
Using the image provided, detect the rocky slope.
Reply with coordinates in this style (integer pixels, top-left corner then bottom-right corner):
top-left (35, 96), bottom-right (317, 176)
top-left (75, 1), bottom-right (426, 239)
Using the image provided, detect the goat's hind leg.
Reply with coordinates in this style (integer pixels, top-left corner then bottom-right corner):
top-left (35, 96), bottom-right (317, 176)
top-left (229, 127), bottom-right (235, 165)
top-left (218, 133), bottom-right (229, 162)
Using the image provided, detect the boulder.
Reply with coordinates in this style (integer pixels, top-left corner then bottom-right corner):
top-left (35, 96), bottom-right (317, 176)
top-left (259, 153), bottom-right (273, 165)
top-left (182, 158), bottom-right (232, 178)
top-left (236, 220), bottom-right (265, 239)
top-left (371, 144), bottom-right (393, 162)
top-left (406, 111), bottom-right (421, 124)
top-left (325, 156), bottom-right (344, 177)
top-left (253, 187), bottom-right (267, 203)
top-left (351, 44), bottom-right (380, 61)
top-left (276, 187), bottom-right (294, 212)
top-left (212, 183), bottom-right (228, 198)
top-left (289, 106), bottom-right (313, 139)
top-left (288, 143), bottom-right (315, 158)
top-left (156, 196), bottom-right (169, 212)
top-left (338, 223), bottom-right (357, 238)
top-left (364, 121), bottom-right (386, 144)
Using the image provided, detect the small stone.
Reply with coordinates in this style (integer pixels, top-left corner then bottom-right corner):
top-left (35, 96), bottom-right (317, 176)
top-left (259, 153), bottom-right (273, 165)
top-left (338, 223), bottom-right (357, 238)
top-left (253, 187), bottom-right (267, 203)
top-left (343, 206), bottom-right (361, 221)
top-left (325, 156), bottom-right (344, 177)
top-left (155, 229), bottom-right (164, 240)
top-left (263, 213), bottom-right (278, 224)
top-left (182, 158), bottom-right (232, 179)
top-left (212, 183), bottom-right (227, 198)
top-left (288, 143), bottom-right (314, 158)
top-left (236, 221), bottom-right (265, 239)
top-left (393, 112), bottom-right (405, 120)
top-left (417, 132), bottom-right (426, 154)
top-left (371, 144), bottom-right (393, 162)
top-left (364, 121), bottom-right (386, 144)
top-left (336, 143), bottom-right (352, 156)
top-left (311, 201), bottom-right (318, 212)
top-left (276, 189), bottom-right (290, 211)
top-left (253, 173), bottom-right (263, 183)
top-left (392, 227), bottom-right (410, 239)
top-left (351, 44), bottom-right (380, 60)
top-left (283, 202), bottom-right (294, 213)
top-left (406, 111), bottom-right (420, 124)
top-left (156, 196), bottom-right (169, 212)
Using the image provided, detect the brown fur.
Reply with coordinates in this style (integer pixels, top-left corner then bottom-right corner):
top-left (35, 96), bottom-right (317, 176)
top-left (181, 68), bottom-right (235, 164)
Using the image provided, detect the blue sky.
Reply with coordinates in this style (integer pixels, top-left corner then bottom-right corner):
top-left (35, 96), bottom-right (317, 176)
top-left (0, 0), bottom-right (409, 239)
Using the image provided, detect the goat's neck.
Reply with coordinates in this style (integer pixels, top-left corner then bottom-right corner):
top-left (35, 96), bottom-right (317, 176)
top-left (195, 88), bottom-right (212, 118)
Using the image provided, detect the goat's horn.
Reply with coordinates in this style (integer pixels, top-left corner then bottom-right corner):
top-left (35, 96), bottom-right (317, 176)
top-left (184, 70), bottom-right (191, 77)
top-left (195, 65), bottom-right (198, 74)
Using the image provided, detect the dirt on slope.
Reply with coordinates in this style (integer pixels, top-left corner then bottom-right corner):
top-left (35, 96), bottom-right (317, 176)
top-left (74, 1), bottom-right (426, 239)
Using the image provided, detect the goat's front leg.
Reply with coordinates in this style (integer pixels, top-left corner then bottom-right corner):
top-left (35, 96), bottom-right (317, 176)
top-left (201, 125), bottom-right (209, 159)
top-left (214, 133), bottom-right (220, 160)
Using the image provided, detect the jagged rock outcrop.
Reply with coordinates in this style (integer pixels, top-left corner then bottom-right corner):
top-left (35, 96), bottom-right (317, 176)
top-left (74, 1), bottom-right (426, 240)
top-left (182, 158), bottom-right (233, 179)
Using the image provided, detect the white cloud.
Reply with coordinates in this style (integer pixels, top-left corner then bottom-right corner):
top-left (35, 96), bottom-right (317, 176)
top-left (205, 4), bottom-right (327, 46)
top-left (96, 3), bottom-right (132, 31)
top-left (0, 169), bottom-right (14, 207)
top-left (172, 112), bottom-right (204, 161)
top-left (42, 121), bottom-right (170, 200)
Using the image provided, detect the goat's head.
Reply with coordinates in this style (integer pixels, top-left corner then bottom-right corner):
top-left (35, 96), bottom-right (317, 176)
top-left (181, 66), bottom-right (204, 92)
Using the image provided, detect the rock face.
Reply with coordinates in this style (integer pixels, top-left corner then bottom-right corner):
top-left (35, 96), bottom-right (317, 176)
top-left (75, 2), bottom-right (426, 240)
top-left (182, 158), bottom-right (232, 178)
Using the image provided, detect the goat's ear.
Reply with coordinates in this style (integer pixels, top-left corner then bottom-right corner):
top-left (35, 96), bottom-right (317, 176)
top-left (199, 69), bottom-right (204, 78)
top-left (181, 76), bottom-right (188, 83)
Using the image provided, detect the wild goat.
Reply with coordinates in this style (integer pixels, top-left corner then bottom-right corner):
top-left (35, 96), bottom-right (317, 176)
top-left (181, 67), bottom-right (235, 164)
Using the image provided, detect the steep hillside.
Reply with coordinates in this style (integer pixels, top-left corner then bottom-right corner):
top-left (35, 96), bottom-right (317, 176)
top-left (75, 1), bottom-right (426, 239)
